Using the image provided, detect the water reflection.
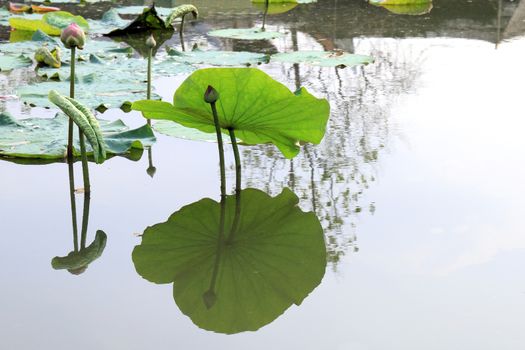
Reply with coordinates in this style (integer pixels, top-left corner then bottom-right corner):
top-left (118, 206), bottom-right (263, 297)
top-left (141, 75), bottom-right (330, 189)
top-left (133, 186), bottom-right (326, 333)
top-left (51, 161), bottom-right (107, 275)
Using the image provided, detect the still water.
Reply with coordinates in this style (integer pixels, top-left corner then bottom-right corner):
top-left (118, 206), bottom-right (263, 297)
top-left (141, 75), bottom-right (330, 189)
top-left (1, 0), bottom-right (524, 349)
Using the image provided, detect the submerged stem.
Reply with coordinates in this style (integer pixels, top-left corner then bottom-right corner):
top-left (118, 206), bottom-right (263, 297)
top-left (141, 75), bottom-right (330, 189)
top-left (67, 46), bottom-right (76, 159)
top-left (79, 129), bottom-right (90, 195)
top-left (68, 160), bottom-right (79, 252)
top-left (80, 187), bottom-right (91, 249)
top-left (227, 128), bottom-right (242, 243)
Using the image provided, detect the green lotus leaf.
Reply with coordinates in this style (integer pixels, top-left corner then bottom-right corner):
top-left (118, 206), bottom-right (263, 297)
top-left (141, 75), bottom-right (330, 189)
top-left (133, 188), bottom-right (326, 334)
top-left (9, 11), bottom-right (89, 36)
top-left (379, 2), bottom-right (433, 15)
top-left (87, 8), bottom-right (130, 35)
top-left (0, 55), bottom-right (33, 71)
top-left (153, 120), bottom-right (219, 142)
top-left (271, 50), bottom-right (374, 67)
top-left (166, 48), bottom-right (270, 66)
top-left (52, 230), bottom-right (107, 272)
top-left (106, 5), bottom-right (172, 36)
top-left (132, 68), bottom-right (330, 159)
top-left (0, 112), bottom-right (155, 160)
top-left (208, 28), bottom-right (284, 40)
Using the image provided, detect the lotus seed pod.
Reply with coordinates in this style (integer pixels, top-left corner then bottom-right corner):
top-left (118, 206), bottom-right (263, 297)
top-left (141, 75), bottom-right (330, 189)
top-left (60, 23), bottom-right (85, 50)
top-left (204, 85), bottom-right (219, 104)
top-left (146, 34), bottom-right (156, 49)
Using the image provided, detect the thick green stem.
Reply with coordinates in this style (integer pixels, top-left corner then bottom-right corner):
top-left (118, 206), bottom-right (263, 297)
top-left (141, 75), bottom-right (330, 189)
top-left (68, 159), bottom-right (79, 252)
top-left (146, 47), bottom-right (152, 126)
top-left (210, 102), bottom-right (226, 198)
top-left (67, 46), bottom-right (76, 159)
top-left (227, 128), bottom-right (242, 243)
top-left (80, 189), bottom-right (91, 249)
top-left (79, 130), bottom-right (90, 195)
top-left (180, 15), bottom-right (186, 51)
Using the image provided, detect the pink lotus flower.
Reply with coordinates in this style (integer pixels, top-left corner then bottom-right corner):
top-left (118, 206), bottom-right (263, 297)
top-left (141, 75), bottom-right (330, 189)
top-left (60, 23), bottom-right (85, 49)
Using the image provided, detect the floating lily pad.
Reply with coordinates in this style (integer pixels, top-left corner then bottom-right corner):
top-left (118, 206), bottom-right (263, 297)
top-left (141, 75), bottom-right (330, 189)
top-left (166, 48), bottom-right (269, 66)
top-left (271, 50), bottom-right (374, 67)
top-left (0, 112), bottom-right (155, 160)
top-left (133, 68), bottom-right (330, 159)
top-left (9, 11), bottom-right (89, 35)
top-left (115, 6), bottom-right (174, 17)
top-left (0, 9), bottom-right (43, 27)
top-left (208, 28), bottom-right (284, 40)
top-left (153, 120), bottom-right (218, 142)
top-left (52, 230), bottom-right (107, 272)
top-left (0, 55), bottom-right (33, 71)
top-left (36, 56), bottom-right (193, 81)
top-left (371, 0), bottom-right (433, 15)
top-left (88, 8), bottom-right (130, 35)
top-left (133, 188), bottom-right (326, 334)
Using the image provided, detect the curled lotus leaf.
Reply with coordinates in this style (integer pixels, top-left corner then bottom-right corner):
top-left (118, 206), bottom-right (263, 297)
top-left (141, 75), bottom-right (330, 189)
top-left (52, 230), bottom-right (107, 272)
top-left (0, 112), bottom-right (155, 160)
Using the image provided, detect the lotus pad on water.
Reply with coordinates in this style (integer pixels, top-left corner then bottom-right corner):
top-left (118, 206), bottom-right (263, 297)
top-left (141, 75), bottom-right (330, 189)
top-left (0, 55), bottom-right (33, 71)
top-left (0, 112), bottom-right (155, 160)
top-left (271, 50), bottom-right (374, 67)
top-left (133, 188), bottom-right (326, 334)
top-left (208, 28), bottom-right (284, 40)
top-left (9, 11), bottom-right (89, 35)
top-left (166, 48), bottom-right (269, 66)
top-left (132, 68), bottom-right (330, 159)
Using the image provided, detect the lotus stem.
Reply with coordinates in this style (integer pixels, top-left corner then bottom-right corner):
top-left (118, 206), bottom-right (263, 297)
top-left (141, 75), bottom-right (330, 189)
top-left (210, 102), bottom-right (226, 199)
top-left (180, 15), bottom-right (186, 52)
top-left (67, 46), bottom-right (75, 159)
top-left (80, 185), bottom-right (91, 249)
top-left (203, 195), bottom-right (225, 309)
top-left (262, 0), bottom-right (269, 31)
top-left (227, 128), bottom-right (241, 244)
top-left (68, 160), bottom-right (79, 252)
top-left (79, 130), bottom-right (91, 195)
top-left (146, 47), bottom-right (152, 126)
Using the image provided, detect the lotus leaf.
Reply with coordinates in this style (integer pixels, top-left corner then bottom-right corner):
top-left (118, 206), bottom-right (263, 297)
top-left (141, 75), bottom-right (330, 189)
top-left (271, 50), bottom-right (374, 67)
top-left (52, 230), bottom-right (107, 271)
top-left (153, 120), bottom-right (218, 142)
top-left (0, 55), bottom-right (33, 71)
top-left (132, 68), bottom-right (330, 159)
top-left (106, 5), bottom-right (171, 36)
top-left (0, 112), bottom-right (155, 160)
top-left (208, 28), bottom-right (284, 40)
top-left (370, 0), bottom-right (433, 15)
top-left (9, 11), bottom-right (89, 35)
top-left (133, 188), bottom-right (326, 334)
top-left (166, 48), bottom-right (270, 66)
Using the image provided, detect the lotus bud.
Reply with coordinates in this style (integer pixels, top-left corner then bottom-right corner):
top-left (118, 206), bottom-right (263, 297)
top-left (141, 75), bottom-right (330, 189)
top-left (202, 289), bottom-right (217, 309)
top-left (204, 85), bottom-right (219, 104)
top-left (60, 23), bottom-right (85, 50)
top-left (145, 34), bottom-right (156, 49)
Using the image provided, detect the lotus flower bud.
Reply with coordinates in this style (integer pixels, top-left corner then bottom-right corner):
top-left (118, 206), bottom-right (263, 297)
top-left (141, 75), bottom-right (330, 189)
top-left (146, 34), bottom-right (156, 49)
top-left (60, 23), bottom-right (85, 50)
top-left (204, 85), bottom-right (219, 104)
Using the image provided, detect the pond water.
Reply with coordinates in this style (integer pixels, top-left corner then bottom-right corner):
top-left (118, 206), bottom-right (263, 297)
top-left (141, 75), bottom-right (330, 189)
top-left (1, 0), bottom-right (525, 349)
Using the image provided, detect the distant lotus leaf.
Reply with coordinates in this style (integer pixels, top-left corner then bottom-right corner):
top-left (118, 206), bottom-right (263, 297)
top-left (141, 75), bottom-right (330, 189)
top-left (166, 48), bottom-right (270, 66)
top-left (35, 56), bottom-right (193, 81)
top-left (153, 120), bottom-right (218, 142)
top-left (251, 3), bottom-right (298, 14)
top-left (165, 4), bottom-right (198, 26)
top-left (0, 112), bottom-right (155, 160)
top-left (0, 55), bottom-right (33, 71)
top-left (34, 46), bottom-right (61, 68)
top-left (132, 68), bottom-right (330, 159)
top-left (106, 5), bottom-right (171, 36)
top-left (115, 6), bottom-right (174, 16)
top-left (52, 230), bottom-right (107, 272)
top-left (87, 8), bottom-right (130, 35)
top-left (133, 188), bottom-right (326, 334)
top-left (208, 28), bottom-right (284, 40)
top-left (9, 11), bottom-right (89, 35)
top-left (369, 0), bottom-right (432, 14)
top-left (271, 50), bottom-right (374, 67)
